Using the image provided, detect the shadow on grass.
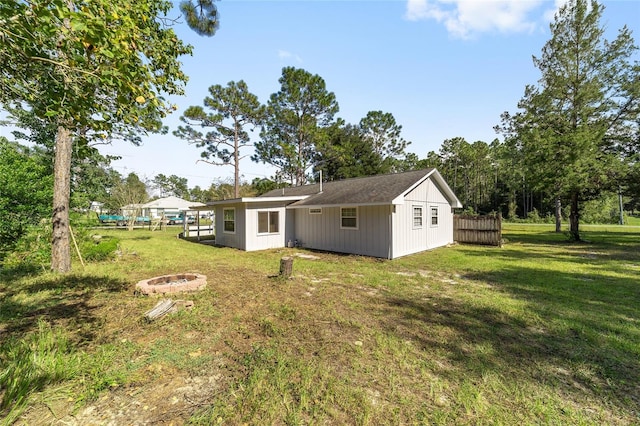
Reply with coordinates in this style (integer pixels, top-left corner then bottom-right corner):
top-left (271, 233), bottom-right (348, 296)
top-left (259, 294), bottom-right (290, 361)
top-left (377, 232), bottom-right (640, 417)
top-left (129, 235), bottom-right (153, 241)
top-left (380, 231), bottom-right (640, 418)
top-left (0, 274), bottom-right (129, 343)
top-left (504, 230), bottom-right (640, 257)
top-left (380, 283), bottom-right (638, 415)
top-left (469, 230), bottom-right (640, 271)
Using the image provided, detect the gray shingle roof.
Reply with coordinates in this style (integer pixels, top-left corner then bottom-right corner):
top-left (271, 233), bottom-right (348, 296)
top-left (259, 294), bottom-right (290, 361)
top-left (261, 169), bottom-right (437, 206)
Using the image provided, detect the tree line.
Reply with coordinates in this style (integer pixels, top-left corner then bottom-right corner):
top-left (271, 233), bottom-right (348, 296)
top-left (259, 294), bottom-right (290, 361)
top-left (0, 0), bottom-right (638, 271)
top-left (174, 67), bottom-right (415, 197)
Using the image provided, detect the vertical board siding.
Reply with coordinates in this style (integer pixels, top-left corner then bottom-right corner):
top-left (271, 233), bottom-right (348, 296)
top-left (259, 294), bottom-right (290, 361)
top-left (294, 205), bottom-right (391, 258)
top-left (453, 214), bottom-right (502, 246)
top-left (393, 179), bottom-right (455, 258)
top-left (215, 204), bottom-right (246, 250)
top-left (245, 203), bottom-right (288, 251)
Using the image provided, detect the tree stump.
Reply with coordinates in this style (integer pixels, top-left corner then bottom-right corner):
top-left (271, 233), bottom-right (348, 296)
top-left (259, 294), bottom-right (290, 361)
top-left (279, 256), bottom-right (293, 278)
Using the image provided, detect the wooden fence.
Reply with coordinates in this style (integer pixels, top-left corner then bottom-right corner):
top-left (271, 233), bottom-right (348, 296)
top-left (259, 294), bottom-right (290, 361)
top-left (454, 214), bottom-right (502, 247)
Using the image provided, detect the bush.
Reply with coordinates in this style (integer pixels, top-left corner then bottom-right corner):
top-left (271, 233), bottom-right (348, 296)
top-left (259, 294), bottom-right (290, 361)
top-left (0, 141), bottom-right (53, 260)
top-left (81, 236), bottom-right (119, 261)
top-left (1, 221), bottom-right (120, 270)
top-left (575, 194), bottom-right (621, 224)
top-left (1, 220), bottom-right (52, 270)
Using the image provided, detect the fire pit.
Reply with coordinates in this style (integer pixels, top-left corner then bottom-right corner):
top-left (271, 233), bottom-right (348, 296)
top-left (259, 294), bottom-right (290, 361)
top-left (135, 273), bottom-right (207, 295)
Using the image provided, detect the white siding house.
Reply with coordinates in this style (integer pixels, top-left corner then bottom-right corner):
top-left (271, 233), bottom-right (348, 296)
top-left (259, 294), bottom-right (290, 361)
top-left (211, 197), bottom-right (303, 251)
top-left (197, 169), bottom-right (462, 259)
top-left (141, 196), bottom-right (206, 219)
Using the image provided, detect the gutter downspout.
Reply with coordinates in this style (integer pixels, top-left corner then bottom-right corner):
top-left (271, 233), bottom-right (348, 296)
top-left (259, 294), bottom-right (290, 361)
top-left (388, 204), bottom-right (393, 259)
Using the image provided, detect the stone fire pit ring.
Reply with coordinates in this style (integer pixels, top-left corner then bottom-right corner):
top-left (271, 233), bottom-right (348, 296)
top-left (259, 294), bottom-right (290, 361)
top-left (135, 273), bottom-right (207, 295)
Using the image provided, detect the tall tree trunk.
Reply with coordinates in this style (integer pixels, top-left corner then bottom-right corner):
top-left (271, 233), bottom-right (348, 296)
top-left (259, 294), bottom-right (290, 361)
top-left (51, 126), bottom-right (73, 272)
top-left (569, 191), bottom-right (580, 241)
top-left (508, 190), bottom-right (517, 219)
top-left (555, 197), bottom-right (562, 232)
top-left (234, 121), bottom-right (240, 198)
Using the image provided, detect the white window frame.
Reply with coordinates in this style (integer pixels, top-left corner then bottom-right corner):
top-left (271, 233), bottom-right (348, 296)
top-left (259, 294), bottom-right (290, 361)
top-left (257, 210), bottom-right (280, 235)
top-left (340, 207), bottom-right (358, 230)
top-left (309, 208), bottom-right (322, 215)
top-left (223, 207), bottom-right (236, 234)
top-left (430, 206), bottom-right (439, 227)
top-left (413, 205), bottom-right (423, 229)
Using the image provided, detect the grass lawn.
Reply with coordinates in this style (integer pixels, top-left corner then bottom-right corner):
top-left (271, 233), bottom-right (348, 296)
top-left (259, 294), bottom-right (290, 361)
top-left (1, 224), bottom-right (639, 425)
top-left (625, 215), bottom-right (640, 226)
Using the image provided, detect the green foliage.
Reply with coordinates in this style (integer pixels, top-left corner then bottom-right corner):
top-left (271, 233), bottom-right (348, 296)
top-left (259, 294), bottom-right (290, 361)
top-left (79, 235), bottom-right (120, 262)
top-left (359, 110), bottom-right (411, 173)
top-left (254, 67), bottom-right (339, 186)
top-left (3, 221), bottom-right (52, 269)
top-left (174, 80), bottom-right (264, 198)
top-left (104, 173), bottom-right (149, 212)
top-left (575, 193), bottom-right (621, 224)
top-left (497, 0), bottom-right (640, 239)
top-left (151, 173), bottom-right (190, 199)
top-left (250, 178), bottom-right (288, 196)
top-left (0, 140), bottom-right (53, 259)
top-left (0, 0), bottom-right (193, 137)
top-left (315, 122), bottom-right (382, 181)
top-left (70, 156), bottom-right (122, 211)
top-left (5, 107), bottom-right (123, 212)
top-left (505, 208), bottom-right (554, 224)
top-left (0, 0), bottom-right (198, 271)
top-left (3, 218), bottom-right (120, 269)
top-left (424, 137), bottom-right (500, 214)
top-left (179, 0), bottom-right (219, 37)
top-left (315, 112), bottom-right (413, 181)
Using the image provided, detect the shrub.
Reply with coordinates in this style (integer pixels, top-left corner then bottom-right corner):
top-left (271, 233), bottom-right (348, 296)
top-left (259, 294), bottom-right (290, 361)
top-left (81, 236), bottom-right (119, 261)
top-left (575, 194), bottom-right (621, 224)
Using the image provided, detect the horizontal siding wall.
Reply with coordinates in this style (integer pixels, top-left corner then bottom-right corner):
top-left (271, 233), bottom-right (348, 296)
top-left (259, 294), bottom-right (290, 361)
top-left (294, 205), bottom-right (391, 258)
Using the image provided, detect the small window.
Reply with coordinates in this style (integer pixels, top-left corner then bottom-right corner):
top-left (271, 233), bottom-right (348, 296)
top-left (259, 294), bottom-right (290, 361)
top-left (258, 211), bottom-right (279, 234)
top-left (431, 206), bottom-right (439, 226)
top-left (341, 207), bottom-right (358, 229)
top-left (413, 206), bottom-right (423, 228)
top-left (223, 208), bottom-right (235, 233)
top-left (309, 208), bottom-right (322, 215)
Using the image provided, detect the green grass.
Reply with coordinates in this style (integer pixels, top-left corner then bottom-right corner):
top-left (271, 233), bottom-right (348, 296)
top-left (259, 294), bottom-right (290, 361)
top-left (1, 224), bottom-right (639, 425)
top-left (625, 215), bottom-right (640, 226)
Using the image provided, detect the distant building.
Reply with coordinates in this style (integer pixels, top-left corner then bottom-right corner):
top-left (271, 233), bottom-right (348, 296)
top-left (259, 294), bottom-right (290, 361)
top-left (140, 195), bottom-right (207, 218)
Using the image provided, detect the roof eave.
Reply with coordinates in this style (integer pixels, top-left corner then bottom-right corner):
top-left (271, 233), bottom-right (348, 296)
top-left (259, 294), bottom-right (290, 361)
top-left (193, 195), bottom-right (309, 209)
top-left (287, 201), bottom-right (396, 209)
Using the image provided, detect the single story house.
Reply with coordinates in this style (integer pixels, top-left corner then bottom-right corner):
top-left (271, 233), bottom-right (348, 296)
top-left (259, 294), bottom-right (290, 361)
top-left (195, 169), bottom-right (462, 259)
top-left (141, 195), bottom-right (207, 219)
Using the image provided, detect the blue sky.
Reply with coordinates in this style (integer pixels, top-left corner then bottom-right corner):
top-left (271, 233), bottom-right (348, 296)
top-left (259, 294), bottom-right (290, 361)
top-left (37, 1), bottom-right (640, 189)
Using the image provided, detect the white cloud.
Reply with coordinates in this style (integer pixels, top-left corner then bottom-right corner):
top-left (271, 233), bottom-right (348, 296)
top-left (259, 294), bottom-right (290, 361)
top-left (278, 49), bottom-right (303, 63)
top-left (405, 0), bottom-right (547, 39)
top-left (543, 0), bottom-right (569, 23)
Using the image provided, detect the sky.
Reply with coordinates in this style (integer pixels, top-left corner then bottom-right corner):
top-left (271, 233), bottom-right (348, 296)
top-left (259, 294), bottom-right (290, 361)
top-left (3, 0), bottom-right (639, 190)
